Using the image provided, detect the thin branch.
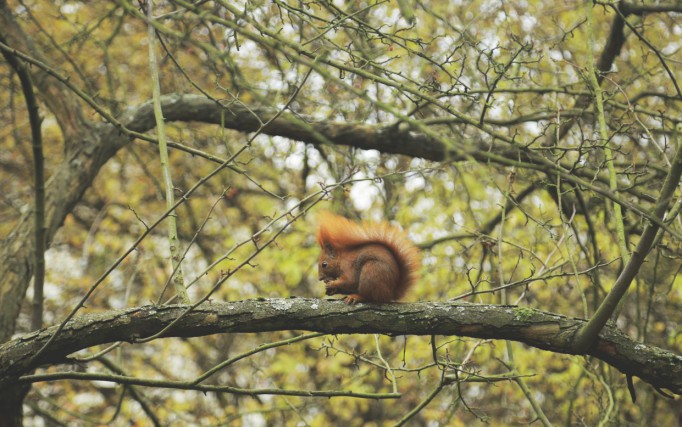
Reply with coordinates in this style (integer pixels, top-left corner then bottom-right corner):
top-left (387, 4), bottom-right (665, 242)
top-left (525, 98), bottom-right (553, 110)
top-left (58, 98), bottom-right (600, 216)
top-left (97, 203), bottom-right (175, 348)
top-left (612, 4), bottom-right (682, 99)
top-left (191, 332), bottom-right (325, 385)
top-left (18, 371), bottom-right (400, 400)
top-left (499, 359), bottom-right (553, 427)
top-left (393, 369), bottom-right (445, 426)
top-left (97, 358), bottom-right (162, 427)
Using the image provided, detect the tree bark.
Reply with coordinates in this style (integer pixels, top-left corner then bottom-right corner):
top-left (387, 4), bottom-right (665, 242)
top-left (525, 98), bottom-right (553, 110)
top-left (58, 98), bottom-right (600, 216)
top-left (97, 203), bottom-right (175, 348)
top-left (1, 299), bottom-right (680, 395)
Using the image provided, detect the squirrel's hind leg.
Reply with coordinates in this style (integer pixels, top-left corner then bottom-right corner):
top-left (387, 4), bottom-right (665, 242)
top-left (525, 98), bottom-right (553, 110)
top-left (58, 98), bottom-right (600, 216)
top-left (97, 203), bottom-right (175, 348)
top-left (358, 260), bottom-right (399, 303)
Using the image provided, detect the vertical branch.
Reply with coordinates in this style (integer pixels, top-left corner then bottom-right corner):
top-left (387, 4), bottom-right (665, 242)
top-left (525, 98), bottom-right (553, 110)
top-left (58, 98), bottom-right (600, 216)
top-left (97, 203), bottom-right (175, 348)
top-left (146, 0), bottom-right (189, 304)
top-left (573, 136), bottom-right (682, 352)
top-left (1, 39), bottom-right (45, 330)
top-left (584, 3), bottom-right (629, 266)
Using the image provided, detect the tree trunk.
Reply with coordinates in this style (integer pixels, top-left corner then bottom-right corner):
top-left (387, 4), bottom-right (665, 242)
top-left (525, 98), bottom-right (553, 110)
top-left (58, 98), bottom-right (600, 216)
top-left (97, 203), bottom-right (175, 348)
top-left (0, 386), bottom-right (29, 427)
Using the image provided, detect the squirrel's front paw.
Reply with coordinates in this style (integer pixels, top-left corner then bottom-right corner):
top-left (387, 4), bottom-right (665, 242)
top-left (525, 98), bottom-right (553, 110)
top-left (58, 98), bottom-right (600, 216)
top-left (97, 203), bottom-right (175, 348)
top-left (325, 283), bottom-right (339, 296)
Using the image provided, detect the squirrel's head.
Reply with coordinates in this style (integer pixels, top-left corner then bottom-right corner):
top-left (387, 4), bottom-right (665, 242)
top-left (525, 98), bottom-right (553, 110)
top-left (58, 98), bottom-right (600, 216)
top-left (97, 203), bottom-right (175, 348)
top-left (317, 241), bottom-right (338, 282)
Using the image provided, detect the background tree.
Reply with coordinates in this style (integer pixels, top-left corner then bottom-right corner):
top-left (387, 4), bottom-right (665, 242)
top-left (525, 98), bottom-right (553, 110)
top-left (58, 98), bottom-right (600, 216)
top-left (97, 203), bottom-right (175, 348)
top-left (1, 0), bottom-right (681, 425)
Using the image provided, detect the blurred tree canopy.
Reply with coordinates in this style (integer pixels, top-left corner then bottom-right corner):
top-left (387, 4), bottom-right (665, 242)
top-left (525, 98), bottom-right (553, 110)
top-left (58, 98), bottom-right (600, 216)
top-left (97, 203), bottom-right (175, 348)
top-left (1, 0), bottom-right (681, 425)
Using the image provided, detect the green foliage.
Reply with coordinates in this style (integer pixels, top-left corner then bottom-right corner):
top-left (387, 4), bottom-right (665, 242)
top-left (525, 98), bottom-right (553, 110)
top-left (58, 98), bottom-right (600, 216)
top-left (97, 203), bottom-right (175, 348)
top-left (1, 0), bottom-right (681, 425)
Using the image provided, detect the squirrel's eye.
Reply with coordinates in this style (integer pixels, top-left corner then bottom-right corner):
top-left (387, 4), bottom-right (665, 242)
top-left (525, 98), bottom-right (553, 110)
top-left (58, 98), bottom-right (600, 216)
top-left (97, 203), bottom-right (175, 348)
top-left (322, 261), bottom-right (328, 268)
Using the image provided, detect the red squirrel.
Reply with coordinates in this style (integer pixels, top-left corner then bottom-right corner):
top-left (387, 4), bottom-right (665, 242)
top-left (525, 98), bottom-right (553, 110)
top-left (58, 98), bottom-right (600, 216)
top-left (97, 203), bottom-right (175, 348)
top-left (316, 212), bottom-right (420, 304)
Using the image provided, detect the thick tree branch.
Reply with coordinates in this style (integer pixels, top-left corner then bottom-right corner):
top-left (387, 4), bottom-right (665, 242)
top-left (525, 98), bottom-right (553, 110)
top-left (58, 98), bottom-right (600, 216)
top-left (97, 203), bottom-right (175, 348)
top-left (0, 299), bottom-right (680, 394)
top-left (147, 95), bottom-right (673, 236)
top-left (125, 94), bottom-right (657, 207)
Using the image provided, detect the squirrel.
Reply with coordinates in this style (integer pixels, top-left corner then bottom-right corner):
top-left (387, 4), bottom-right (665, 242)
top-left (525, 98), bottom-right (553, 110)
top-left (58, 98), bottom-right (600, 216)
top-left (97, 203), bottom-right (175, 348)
top-left (316, 211), bottom-right (420, 304)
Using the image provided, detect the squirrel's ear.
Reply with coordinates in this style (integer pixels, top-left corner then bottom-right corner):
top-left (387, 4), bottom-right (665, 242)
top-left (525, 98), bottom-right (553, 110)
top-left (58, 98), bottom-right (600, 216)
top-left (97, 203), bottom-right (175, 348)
top-left (323, 242), bottom-right (336, 257)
